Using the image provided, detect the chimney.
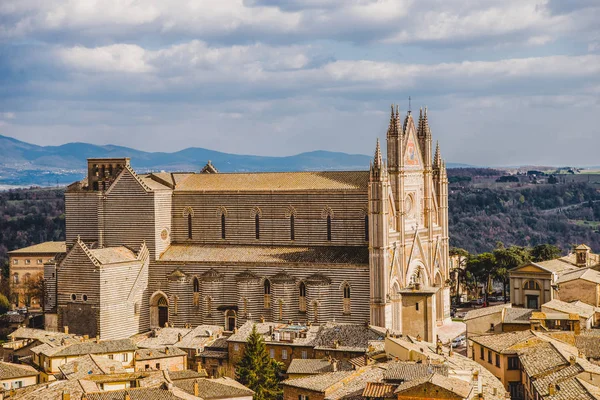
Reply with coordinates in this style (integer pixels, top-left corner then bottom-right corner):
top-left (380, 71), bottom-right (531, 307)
top-left (269, 326), bottom-right (274, 335)
top-left (177, 333), bottom-right (183, 342)
top-left (73, 362), bottom-right (78, 373)
top-left (124, 394), bottom-right (131, 400)
top-left (194, 381), bottom-right (199, 396)
top-left (416, 334), bottom-right (422, 342)
top-left (570, 355), bottom-right (576, 366)
top-left (260, 316), bottom-right (265, 323)
top-left (62, 391), bottom-right (70, 400)
top-left (64, 326), bottom-right (69, 334)
top-left (96, 335), bottom-right (100, 343)
top-left (165, 347), bottom-right (169, 355)
top-left (110, 366), bottom-right (115, 374)
top-left (548, 383), bottom-right (556, 396)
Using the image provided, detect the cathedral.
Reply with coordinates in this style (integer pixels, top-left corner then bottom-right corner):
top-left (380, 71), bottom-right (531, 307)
top-left (44, 106), bottom-right (450, 342)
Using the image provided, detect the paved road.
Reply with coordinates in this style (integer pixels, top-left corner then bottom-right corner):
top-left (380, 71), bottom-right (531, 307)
top-left (540, 200), bottom-right (600, 215)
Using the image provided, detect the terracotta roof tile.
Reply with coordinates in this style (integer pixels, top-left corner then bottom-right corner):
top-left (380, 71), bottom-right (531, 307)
top-left (393, 373), bottom-right (472, 398)
top-left (469, 330), bottom-right (536, 354)
top-left (160, 244), bottom-right (369, 265)
top-left (174, 377), bottom-right (254, 399)
top-left (8, 241), bottom-right (66, 255)
top-left (175, 171), bottom-right (369, 192)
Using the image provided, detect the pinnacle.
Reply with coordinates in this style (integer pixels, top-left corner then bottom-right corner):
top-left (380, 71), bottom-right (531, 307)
top-left (374, 138), bottom-right (383, 168)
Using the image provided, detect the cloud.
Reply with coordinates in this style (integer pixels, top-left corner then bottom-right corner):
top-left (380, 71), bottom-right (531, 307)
top-left (1, 0), bottom-right (600, 166)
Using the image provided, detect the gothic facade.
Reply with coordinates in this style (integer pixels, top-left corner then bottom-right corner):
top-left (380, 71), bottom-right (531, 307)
top-left (45, 106), bottom-right (450, 341)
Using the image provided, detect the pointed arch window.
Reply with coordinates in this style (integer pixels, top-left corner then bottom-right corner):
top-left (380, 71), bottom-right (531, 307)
top-left (327, 215), bottom-right (332, 241)
top-left (187, 214), bottom-right (193, 239)
top-left (255, 214), bottom-right (260, 239)
top-left (221, 213), bottom-right (226, 239)
top-left (342, 283), bottom-right (351, 315)
top-left (278, 299), bottom-right (284, 321)
top-left (264, 279), bottom-right (271, 309)
top-left (290, 214), bottom-right (295, 241)
top-left (299, 282), bottom-right (306, 312)
top-left (205, 297), bottom-right (213, 317)
top-left (192, 277), bottom-right (200, 306)
top-left (364, 215), bottom-right (369, 241)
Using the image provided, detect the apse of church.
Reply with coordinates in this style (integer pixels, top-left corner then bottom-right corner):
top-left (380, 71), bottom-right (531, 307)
top-left (47, 105), bottom-right (450, 342)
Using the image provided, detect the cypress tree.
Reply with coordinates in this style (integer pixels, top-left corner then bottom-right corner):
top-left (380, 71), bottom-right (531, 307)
top-left (236, 324), bottom-right (282, 400)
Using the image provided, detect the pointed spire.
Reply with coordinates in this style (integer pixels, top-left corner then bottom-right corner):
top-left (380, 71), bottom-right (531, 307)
top-left (434, 141), bottom-right (441, 168)
top-left (395, 104), bottom-right (402, 136)
top-left (387, 104), bottom-right (397, 137)
top-left (374, 138), bottom-right (382, 168)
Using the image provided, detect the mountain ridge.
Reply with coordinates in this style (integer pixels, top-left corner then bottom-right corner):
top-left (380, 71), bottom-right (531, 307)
top-left (0, 134), bottom-right (473, 186)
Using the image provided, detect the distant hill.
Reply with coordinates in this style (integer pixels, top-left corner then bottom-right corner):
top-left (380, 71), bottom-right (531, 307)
top-left (0, 134), bottom-right (472, 186)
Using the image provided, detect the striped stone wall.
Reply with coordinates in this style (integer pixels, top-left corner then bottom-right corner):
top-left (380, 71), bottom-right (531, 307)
top-left (171, 192), bottom-right (368, 247)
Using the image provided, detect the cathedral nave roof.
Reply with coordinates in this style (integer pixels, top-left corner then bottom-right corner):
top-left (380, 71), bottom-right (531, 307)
top-left (159, 244), bottom-right (369, 265)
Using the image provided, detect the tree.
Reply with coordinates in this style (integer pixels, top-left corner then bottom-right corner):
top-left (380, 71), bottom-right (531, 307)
top-left (0, 294), bottom-right (9, 315)
top-left (493, 244), bottom-right (530, 303)
top-left (467, 252), bottom-right (496, 305)
top-left (530, 244), bottom-right (562, 262)
top-left (23, 273), bottom-right (45, 309)
top-left (236, 325), bottom-right (282, 400)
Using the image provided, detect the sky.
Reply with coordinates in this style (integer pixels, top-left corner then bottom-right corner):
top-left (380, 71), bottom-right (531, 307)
top-left (1, 0), bottom-right (599, 167)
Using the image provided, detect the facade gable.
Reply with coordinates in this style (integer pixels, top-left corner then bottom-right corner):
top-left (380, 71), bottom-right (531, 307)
top-left (396, 381), bottom-right (467, 399)
top-left (511, 263), bottom-right (552, 275)
top-left (403, 117), bottom-right (424, 170)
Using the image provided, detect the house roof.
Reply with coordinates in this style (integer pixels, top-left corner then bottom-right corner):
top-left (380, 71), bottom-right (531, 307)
top-left (58, 354), bottom-right (126, 380)
top-left (8, 327), bottom-right (75, 346)
top-left (383, 361), bottom-right (448, 381)
top-left (542, 299), bottom-right (597, 319)
top-left (136, 326), bottom-right (223, 350)
top-left (286, 359), bottom-right (353, 375)
top-left (174, 171), bottom-right (369, 192)
top-left (576, 334), bottom-right (600, 359)
top-left (518, 341), bottom-right (568, 378)
top-left (85, 385), bottom-right (196, 400)
top-left (281, 371), bottom-right (355, 392)
top-left (393, 373), bottom-right (472, 398)
top-left (469, 330), bottom-right (536, 354)
top-left (89, 247), bottom-right (137, 264)
top-left (167, 370), bottom-right (207, 381)
top-left (557, 268), bottom-right (600, 284)
top-left (0, 362), bottom-right (38, 380)
top-left (135, 346), bottom-right (187, 361)
top-left (159, 244), bottom-right (369, 265)
top-left (174, 377), bottom-right (254, 399)
top-left (34, 338), bottom-right (137, 358)
top-left (463, 304), bottom-right (510, 321)
top-left (8, 241), bottom-right (66, 255)
top-left (362, 382), bottom-right (396, 398)
top-left (535, 259), bottom-right (579, 273)
top-left (503, 308), bottom-right (534, 324)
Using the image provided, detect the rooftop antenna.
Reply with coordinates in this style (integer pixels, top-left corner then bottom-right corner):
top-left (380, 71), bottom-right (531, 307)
top-left (408, 96), bottom-right (412, 114)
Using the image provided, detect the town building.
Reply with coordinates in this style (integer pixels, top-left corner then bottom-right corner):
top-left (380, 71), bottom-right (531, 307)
top-left (0, 362), bottom-right (39, 391)
top-left (173, 376), bottom-right (255, 400)
top-left (44, 106), bottom-right (451, 342)
top-left (8, 241), bottom-right (66, 309)
top-left (509, 244), bottom-right (600, 310)
top-left (30, 338), bottom-right (137, 382)
top-left (134, 346), bottom-right (187, 372)
top-left (227, 321), bottom-right (386, 371)
top-left (2, 327), bottom-right (77, 364)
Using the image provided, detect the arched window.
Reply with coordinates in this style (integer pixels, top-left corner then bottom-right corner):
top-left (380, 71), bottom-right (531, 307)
top-left (523, 280), bottom-right (541, 290)
top-left (327, 215), bottom-right (332, 241)
top-left (192, 277), bottom-right (200, 306)
top-left (187, 214), bottom-right (193, 239)
top-left (364, 215), bottom-right (369, 241)
top-left (255, 214), bottom-right (260, 239)
top-left (342, 282), bottom-right (351, 315)
top-left (264, 279), bottom-right (271, 309)
top-left (12, 273), bottom-right (19, 285)
top-left (205, 297), bottom-right (213, 316)
top-left (221, 214), bottom-right (226, 239)
top-left (278, 299), bottom-right (284, 321)
top-left (299, 282), bottom-right (306, 312)
top-left (290, 214), bottom-right (295, 241)
top-left (23, 273), bottom-right (31, 283)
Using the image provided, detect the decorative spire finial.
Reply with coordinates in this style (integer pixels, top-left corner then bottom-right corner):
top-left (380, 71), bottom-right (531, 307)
top-left (408, 96), bottom-right (412, 113)
top-left (374, 138), bottom-right (382, 168)
top-left (434, 141), bottom-right (441, 168)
